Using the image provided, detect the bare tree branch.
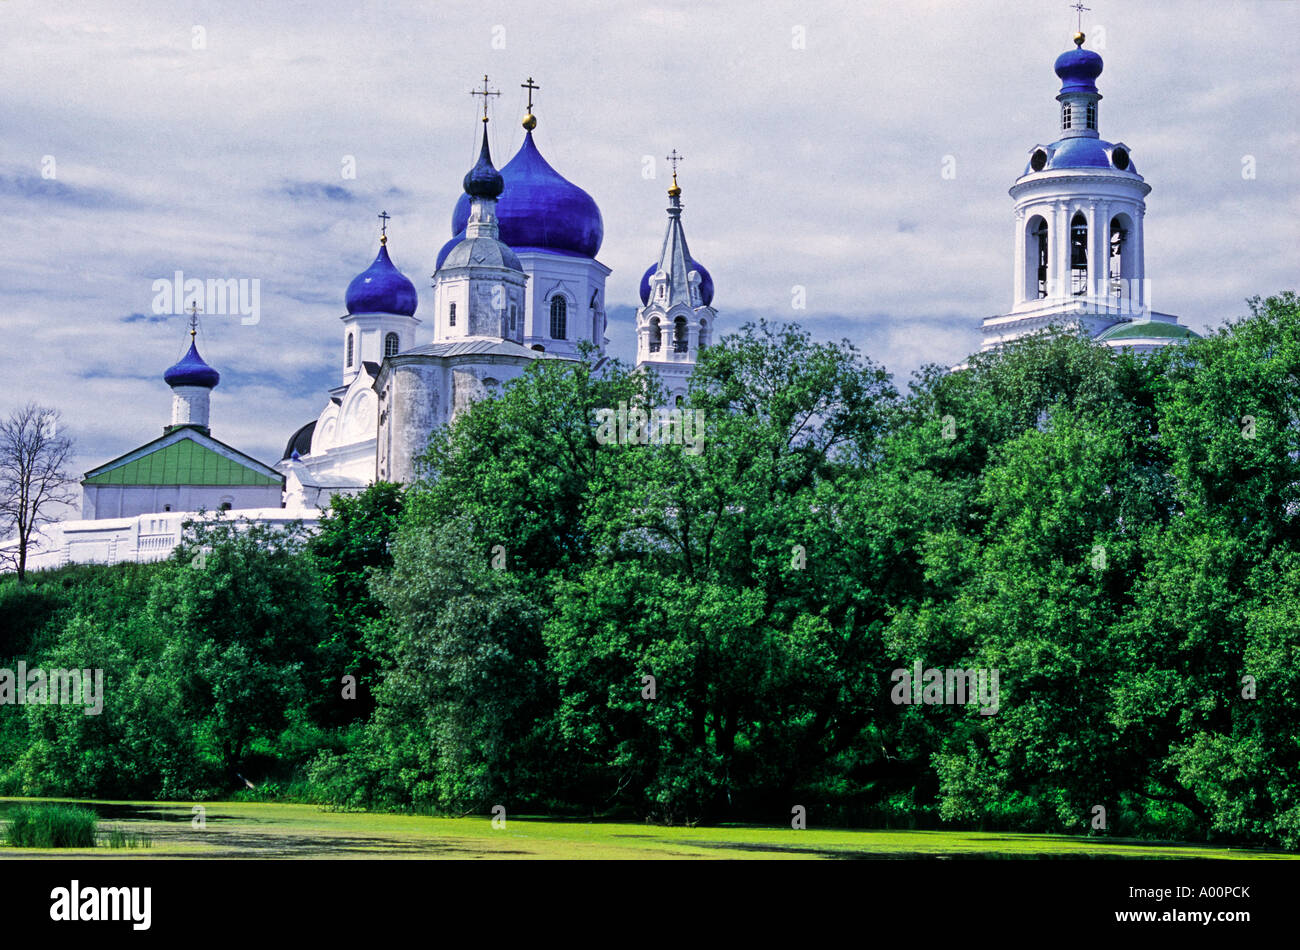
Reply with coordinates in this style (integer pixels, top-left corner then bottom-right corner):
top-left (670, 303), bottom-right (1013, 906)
top-left (0, 402), bottom-right (77, 581)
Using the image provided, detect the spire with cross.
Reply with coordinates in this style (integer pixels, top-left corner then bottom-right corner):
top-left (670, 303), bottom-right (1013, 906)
top-left (186, 301), bottom-right (201, 339)
top-left (378, 210), bottom-right (390, 245)
top-left (470, 74), bottom-right (500, 123)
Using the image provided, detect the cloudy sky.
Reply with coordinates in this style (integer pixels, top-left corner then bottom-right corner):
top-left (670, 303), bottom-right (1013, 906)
top-left (2, 0), bottom-right (1296, 483)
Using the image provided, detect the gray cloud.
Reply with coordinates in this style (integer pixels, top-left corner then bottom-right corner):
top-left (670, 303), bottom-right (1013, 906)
top-left (2, 0), bottom-right (1295, 477)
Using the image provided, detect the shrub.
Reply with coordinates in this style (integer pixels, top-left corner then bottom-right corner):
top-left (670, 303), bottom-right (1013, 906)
top-left (4, 804), bottom-right (97, 848)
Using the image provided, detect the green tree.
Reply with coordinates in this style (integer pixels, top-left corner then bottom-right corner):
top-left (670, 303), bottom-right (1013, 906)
top-left (311, 481), bottom-right (405, 723)
top-left (156, 515), bottom-right (326, 781)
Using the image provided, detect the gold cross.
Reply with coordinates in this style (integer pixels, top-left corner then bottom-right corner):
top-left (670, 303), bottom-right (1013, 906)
top-left (666, 148), bottom-right (684, 188)
top-left (521, 76), bottom-right (540, 112)
top-left (470, 74), bottom-right (500, 122)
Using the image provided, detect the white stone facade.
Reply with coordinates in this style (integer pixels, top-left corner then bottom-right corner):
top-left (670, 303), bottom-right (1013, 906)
top-left (3, 508), bottom-right (319, 574)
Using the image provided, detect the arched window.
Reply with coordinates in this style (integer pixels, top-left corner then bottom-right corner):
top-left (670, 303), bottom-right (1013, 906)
top-left (1109, 218), bottom-right (1126, 281)
top-left (1062, 102), bottom-right (1073, 130)
top-left (384, 332), bottom-right (400, 357)
top-left (1030, 217), bottom-right (1049, 298)
top-left (1070, 212), bottom-right (1088, 295)
top-left (449, 302), bottom-right (456, 327)
top-left (673, 316), bottom-right (688, 353)
top-left (1086, 102), bottom-right (1097, 129)
top-left (346, 333), bottom-right (354, 366)
top-left (649, 317), bottom-right (662, 353)
top-left (1108, 214), bottom-right (1137, 306)
top-left (550, 296), bottom-right (567, 339)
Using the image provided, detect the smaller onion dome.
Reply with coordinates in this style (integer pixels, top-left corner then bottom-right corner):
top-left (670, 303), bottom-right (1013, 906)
top-left (281, 420), bottom-right (316, 460)
top-left (345, 242), bottom-right (418, 316)
top-left (164, 338), bottom-right (220, 389)
top-left (1054, 42), bottom-right (1103, 95)
top-left (463, 124), bottom-right (505, 199)
top-left (640, 259), bottom-right (715, 307)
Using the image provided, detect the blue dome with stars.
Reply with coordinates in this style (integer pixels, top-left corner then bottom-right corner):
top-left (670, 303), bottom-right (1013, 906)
top-left (1054, 46), bottom-right (1103, 94)
top-left (447, 130), bottom-right (604, 262)
top-left (164, 339), bottom-right (220, 389)
top-left (345, 243), bottom-right (418, 316)
top-left (639, 260), bottom-right (715, 307)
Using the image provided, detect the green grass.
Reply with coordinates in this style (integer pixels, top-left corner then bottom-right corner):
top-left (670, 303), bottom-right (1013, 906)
top-left (103, 826), bottom-right (153, 849)
top-left (4, 804), bottom-right (98, 848)
top-left (0, 798), bottom-right (1294, 859)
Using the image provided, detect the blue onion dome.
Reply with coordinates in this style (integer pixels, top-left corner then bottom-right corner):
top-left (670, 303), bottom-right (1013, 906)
top-left (345, 241), bottom-right (418, 316)
top-left (463, 123), bottom-right (505, 199)
top-left (164, 338), bottom-right (220, 389)
top-left (451, 130), bottom-right (604, 258)
top-left (639, 260), bottom-right (715, 307)
top-left (1054, 42), bottom-right (1103, 94)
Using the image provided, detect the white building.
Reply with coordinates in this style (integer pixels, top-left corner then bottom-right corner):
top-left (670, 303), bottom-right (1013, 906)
top-left (6, 327), bottom-right (293, 572)
top-left (280, 100), bottom-right (694, 495)
top-left (981, 30), bottom-right (1199, 355)
top-left (634, 168), bottom-right (716, 405)
top-left (4, 90), bottom-right (721, 572)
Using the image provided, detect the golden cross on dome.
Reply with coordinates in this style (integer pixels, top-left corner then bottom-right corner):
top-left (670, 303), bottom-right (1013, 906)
top-left (666, 148), bottom-right (684, 180)
top-left (1071, 2), bottom-right (1090, 32)
top-left (521, 77), bottom-right (540, 130)
top-left (521, 77), bottom-right (539, 112)
top-left (470, 74), bottom-right (500, 122)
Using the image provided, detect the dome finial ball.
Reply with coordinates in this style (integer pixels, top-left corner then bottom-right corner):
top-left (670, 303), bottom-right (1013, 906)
top-left (522, 112), bottom-right (537, 131)
top-left (1073, 31), bottom-right (1085, 47)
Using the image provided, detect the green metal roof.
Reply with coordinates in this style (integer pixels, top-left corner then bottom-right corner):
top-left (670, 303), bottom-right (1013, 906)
top-left (84, 434), bottom-right (281, 486)
top-left (1097, 320), bottom-right (1200, 341)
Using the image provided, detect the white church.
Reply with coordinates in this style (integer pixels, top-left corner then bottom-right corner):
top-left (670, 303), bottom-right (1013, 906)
top-left (8, 86), bottom-right (718, 570)
top-left (6, 29), bottom-right (1198, 572)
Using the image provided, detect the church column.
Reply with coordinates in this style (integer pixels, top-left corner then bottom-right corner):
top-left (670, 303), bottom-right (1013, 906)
top-left (1013, 208), bottom-right (1026, 307)
top-left (1133, 206), bottom-right (1146, 313)
top-left (1053, 201), bottom-right (1070, 299)
top-left (1085, 201), bottom-right (1099, 302)
top-left (1094, 201), bottom-right (1113, 309)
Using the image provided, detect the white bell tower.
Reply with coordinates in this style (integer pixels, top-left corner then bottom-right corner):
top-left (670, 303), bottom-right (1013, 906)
top-left (635, 154), bottom-right (717, 405)
top-left (981, 27), bottom-right (1194, 353)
